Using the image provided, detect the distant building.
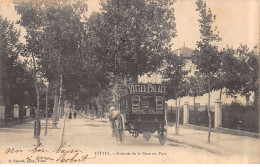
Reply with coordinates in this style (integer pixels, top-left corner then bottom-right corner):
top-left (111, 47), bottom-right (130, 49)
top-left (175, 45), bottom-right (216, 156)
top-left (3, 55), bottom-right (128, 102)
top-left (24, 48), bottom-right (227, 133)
top-left (139, 45), bottom-right (196, 83)
top-left (139, 45), bottom-right (253, 106)
top-left (172, 45), bottom-right (197, 76)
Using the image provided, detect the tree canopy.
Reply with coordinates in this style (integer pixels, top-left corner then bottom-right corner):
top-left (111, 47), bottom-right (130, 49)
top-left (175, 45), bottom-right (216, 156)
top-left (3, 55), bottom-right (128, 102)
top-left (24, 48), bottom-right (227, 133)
top-left (162, 51), bottom-right (189, 100)
top-left (14, 0), bottom-right (111, 107)
top-left (0, 16), bottom-right (36, 116)
top-left (87, 0), bottom-right (176, 81)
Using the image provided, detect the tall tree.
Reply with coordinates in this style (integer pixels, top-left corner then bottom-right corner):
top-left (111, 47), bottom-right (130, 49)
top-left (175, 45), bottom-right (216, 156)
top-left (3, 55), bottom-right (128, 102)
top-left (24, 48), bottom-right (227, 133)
top-left (103, 0), bottom-right (176, 80)
top-left (162, 52), bottom-right (189, 134)
top-left (220, 46), bottom-right (259, 105)
top-left (91, 0), bottom-right (175, 91)
top-left (187, 73), bottom-right (207, 111)
top-left (162, 52), bottom-right (188, 100)
top-left (87, 0), bottom-right (176, 109)
top-left (14, 0), bottom-right (89, 126)
top-left (0, 16), bottom-right (33, 116)
top-left (192, 0), bottom-right (222, 142)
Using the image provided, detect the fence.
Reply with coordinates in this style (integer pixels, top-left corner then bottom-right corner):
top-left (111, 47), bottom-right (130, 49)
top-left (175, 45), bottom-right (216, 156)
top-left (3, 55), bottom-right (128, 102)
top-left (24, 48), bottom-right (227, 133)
top-left (222, 103), bottom-right (259, 133)
top-left (167, 101), bottom-right (259, 134)
top-left (167, 107), bottom-right (183, 125)
top-left (0, 116), bottom-right (35, 127)
top-left (189, 109), bottom-right (214, 128)
top-left (167, 105), bottom-right (215, 128)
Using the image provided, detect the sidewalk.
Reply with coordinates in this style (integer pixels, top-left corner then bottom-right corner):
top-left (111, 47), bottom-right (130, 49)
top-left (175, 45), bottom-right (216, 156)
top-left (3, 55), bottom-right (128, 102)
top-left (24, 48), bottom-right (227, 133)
top-left (0, 117), bottom-right (65, 150)
top-left (166, 124), bottom-right (260, 163)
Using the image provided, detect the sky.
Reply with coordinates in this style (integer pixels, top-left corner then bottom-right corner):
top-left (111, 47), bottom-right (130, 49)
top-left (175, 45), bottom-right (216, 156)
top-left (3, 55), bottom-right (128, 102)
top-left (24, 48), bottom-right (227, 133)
top-left (0, 0), bottom-right (259, 50)
top-left (0, 0), bottom-right (259, 106)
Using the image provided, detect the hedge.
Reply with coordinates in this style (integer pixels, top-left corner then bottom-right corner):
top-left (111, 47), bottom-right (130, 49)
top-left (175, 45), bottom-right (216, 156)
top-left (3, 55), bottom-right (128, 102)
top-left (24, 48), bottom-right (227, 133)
top-left (222, 102), bottom-right (259, 133)
top-left (189, 109), bottom-right (214, 128)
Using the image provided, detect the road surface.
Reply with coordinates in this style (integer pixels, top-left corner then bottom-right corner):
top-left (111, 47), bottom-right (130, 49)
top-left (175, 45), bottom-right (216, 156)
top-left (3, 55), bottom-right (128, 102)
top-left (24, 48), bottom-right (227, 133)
top-left (0, 113), bottom-right (241, 164)
top-left (61, 114), bottom-right (231, 163)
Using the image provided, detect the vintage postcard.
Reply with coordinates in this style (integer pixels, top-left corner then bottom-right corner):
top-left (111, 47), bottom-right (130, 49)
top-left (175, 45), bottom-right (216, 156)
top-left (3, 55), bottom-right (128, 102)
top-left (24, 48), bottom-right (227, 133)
top-left (0, 0), bottom-right (259, 164)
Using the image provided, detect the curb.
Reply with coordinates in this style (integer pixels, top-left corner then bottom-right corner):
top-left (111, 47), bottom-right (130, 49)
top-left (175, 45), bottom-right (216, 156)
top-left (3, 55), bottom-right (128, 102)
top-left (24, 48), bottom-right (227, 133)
top-left (169, 122), bottom-right (259, 139)
top-left (165, 137), bottom-right (222, 155)
top-left (153, 133), bottom-right (222, 155)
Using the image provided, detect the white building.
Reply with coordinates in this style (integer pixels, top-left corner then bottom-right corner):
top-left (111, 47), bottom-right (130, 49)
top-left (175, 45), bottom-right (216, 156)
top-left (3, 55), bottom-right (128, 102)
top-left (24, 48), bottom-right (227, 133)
top-left (139, 45), bottom-right (253, 107)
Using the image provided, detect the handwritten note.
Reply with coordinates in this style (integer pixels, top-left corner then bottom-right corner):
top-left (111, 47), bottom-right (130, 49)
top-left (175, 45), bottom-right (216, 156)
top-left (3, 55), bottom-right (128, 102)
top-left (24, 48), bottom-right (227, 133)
top-left (3, 142), bottom-right (96, 163)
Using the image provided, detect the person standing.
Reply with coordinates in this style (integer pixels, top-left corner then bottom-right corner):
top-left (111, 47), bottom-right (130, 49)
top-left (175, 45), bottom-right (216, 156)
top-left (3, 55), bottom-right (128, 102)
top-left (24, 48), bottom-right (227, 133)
top-left (74, 111), bottom-right (77, 119)
top-left (69, 111), bottom-right (72, 119)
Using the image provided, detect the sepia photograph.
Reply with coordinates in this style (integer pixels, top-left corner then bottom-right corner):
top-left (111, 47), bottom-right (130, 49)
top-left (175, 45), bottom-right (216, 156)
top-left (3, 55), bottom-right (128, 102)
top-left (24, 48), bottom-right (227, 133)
top-left (0, 0), bottom-right (259, 164)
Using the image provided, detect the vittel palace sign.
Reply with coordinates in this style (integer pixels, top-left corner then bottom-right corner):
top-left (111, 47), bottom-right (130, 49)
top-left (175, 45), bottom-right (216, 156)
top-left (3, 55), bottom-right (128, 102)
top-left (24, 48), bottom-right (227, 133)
top-left (128, 83), bottom-right (167, 94)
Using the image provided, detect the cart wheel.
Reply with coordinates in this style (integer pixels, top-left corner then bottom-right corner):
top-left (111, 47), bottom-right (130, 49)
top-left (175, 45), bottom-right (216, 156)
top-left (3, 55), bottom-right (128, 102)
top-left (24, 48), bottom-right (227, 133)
top-left (158, 123), bottom-right (167, 145)
top-left (117, 114), bottom-right (125, 143)
top-left (158, 131), bottom-right (166, 145)
top-left (115, 120), bottom-right (119, 140)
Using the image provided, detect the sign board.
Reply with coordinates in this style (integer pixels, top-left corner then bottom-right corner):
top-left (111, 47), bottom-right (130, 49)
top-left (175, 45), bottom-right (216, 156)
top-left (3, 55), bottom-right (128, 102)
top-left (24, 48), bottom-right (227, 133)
top-left (128, 83), bottom-right (167, 94)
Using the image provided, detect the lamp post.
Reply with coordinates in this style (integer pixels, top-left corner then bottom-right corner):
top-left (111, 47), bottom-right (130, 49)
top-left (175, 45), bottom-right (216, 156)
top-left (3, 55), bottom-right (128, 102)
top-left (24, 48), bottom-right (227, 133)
top-left (45, 81), bottom-right (49, 136)
top-left (35, 74), bottom-right (41, 145)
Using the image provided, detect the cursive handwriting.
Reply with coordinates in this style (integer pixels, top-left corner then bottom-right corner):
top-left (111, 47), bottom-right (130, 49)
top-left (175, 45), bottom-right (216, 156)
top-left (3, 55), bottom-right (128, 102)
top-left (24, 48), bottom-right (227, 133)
top-left (29, 144), bottom-right (49, 153)
top-left (56, 153), bottom-right (96, 163)
top-left (4, 148), bottom-right (23, 154)
top-left (4, 144), bottom-right (96, 163)
top-left (53, 142), bottom-right (83, 154)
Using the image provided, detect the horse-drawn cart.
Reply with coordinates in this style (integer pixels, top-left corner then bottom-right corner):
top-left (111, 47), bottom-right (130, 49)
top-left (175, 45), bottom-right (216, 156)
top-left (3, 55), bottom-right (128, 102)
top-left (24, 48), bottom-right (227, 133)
top-left (110, 83), bottom-right (167, 145)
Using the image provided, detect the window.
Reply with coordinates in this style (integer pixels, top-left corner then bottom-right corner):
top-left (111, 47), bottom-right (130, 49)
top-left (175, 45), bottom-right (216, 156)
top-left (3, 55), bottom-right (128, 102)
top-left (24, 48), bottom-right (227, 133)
top-left (141, 96), bottom-right (152, 108)
top-left (132, 96), bottom-right (140, 109)
top-left (156, 96), bottom-right (163, 109)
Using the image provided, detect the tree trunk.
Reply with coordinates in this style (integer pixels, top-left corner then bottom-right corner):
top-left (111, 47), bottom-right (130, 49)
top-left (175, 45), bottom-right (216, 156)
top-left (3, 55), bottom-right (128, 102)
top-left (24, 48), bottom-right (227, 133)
top-left (45, 84), bottom-right (48, 136)
top-left (219, 88), bottom-right (222, 100)
top-left (175, 99), bottom-right (178, 135)
top-left (177, 97), bottom-right (180, 135)
top-left (114, 78), bottom-right (119, 110)
top-left (194, 96), bottom-right (196, 112)
top-left (60, 99), bottom-right (64, 117)
top-left (175, 98), bottom-right (180, 135)
top-left (58, 74), bottom-right (63, 119)
top-left (96, 96), bottom-right (101, 118)
top-left (32, 54), bottom-right (40, 146)
top-left (52, 79), bottom-right (59, 128)
top-left (35, 83), bottom-right (40, 145)
top-left (207, 76), bottom-right (211, 142)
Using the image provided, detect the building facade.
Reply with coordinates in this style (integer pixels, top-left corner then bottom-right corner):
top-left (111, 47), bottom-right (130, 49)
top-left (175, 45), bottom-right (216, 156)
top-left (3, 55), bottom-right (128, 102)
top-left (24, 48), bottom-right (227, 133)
top-left (139, 45), bottom-right (253, 107)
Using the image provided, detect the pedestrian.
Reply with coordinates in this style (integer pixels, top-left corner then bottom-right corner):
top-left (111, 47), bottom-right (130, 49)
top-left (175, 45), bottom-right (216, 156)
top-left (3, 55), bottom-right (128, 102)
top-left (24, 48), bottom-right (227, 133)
top-left (74, 111), bottom-right (77, 119)
top-left (69, 111), bottom-right (72, 119)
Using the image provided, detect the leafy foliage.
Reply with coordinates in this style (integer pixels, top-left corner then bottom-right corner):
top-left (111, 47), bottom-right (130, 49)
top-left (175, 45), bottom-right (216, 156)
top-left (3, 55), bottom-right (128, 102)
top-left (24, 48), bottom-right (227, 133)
top-left (219, 45), bottom-right (259, 105)
top-left (0, 16), bottom-right (36, 116)
top-left (162, 52), bottom-right (189, 100)
top-left (192, 0), bottom-right (221, 142)
top-left (15, 0), bottom-right (111, 106)
top-left (187, 73), bottom-right (207, 98)
top-left (87, 0), bottom-right (176, 79)
top-left (192, 0), bottom-right (221, 76)
top-left (222, 102), bottom-right (259, 133)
